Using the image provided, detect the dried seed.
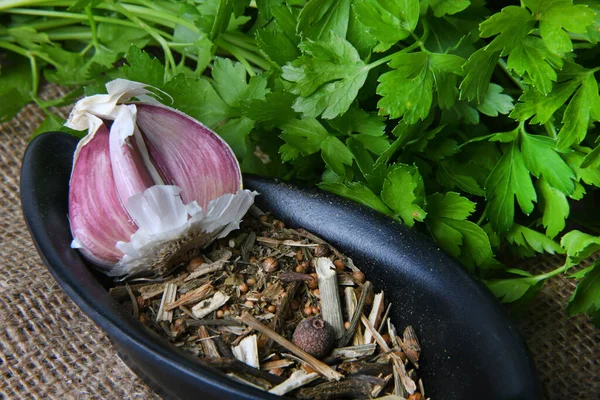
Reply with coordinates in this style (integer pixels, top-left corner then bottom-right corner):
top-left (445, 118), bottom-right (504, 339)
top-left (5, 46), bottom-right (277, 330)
top-left (187, 257), bottom-right (205, 272)
top-left (262, 257), bottom-right (279, 273)
top-left (352, 271), bottom-right (365, 284)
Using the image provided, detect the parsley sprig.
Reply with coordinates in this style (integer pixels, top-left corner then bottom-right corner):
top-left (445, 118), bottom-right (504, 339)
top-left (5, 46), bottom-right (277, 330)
top-left (1, 0), bottom-right (600, 324)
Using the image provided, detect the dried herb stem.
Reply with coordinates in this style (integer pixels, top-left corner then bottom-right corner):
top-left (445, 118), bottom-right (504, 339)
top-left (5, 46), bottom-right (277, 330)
top-left (337, 281), bottom-right (372, 347)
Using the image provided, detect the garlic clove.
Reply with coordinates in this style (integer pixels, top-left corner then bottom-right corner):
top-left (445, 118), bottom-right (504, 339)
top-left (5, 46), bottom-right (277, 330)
top-left (69, 123), bottom-right (137, 269)
top-left (66, 78), bottom-right (258, 278)
top-left (109, 104), bottom-right (158, 203)
top-left (135, 103), bottom-right (242, 209)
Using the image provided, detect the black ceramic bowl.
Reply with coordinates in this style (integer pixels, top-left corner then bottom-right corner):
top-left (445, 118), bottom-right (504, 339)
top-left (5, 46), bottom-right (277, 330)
top-left (21, 132), bottom-right (541, 400)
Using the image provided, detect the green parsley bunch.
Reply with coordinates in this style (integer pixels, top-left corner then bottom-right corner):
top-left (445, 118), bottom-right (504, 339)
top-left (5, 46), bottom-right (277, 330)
top-left (1, 0), bottom-right (599, 324)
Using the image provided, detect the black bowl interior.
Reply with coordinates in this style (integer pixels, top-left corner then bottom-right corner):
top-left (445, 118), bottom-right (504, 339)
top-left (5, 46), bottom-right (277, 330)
top-left (20, 132), bottom-right (541, 400)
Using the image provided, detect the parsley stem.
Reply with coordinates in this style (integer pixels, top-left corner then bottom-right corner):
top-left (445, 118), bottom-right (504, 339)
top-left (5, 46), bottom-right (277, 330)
top-left (5, 8), bottom-right (149, 30)
top-left (367, 42), bottom-right (421, 70)
top-left (85, 5), bottom-right (99, 51)
top-left (409, 31), bottom-right (427, 51)
top-left (0, 18), bottom-right (77, 34)
top-left (96, 2), bottom-right (200, 33)
top-left (109, 0), bottom-right (177, 81)
top-left (28, 54), bottom-right (39, 97)
top-left (215, 38), bottom-right (256, 77)
top-left (215, 37), bottom-right (270, 71)
top-left (221, 32), bottom-right (261, 54)
top-left (534, 262), bottom-right (571, 282)
top-left (0, 0), bottom-right (58, 11)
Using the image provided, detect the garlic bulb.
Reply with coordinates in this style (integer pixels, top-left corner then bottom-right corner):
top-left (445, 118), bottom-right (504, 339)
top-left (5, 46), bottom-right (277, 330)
top-left (66, 79), bottom-right (257, 277)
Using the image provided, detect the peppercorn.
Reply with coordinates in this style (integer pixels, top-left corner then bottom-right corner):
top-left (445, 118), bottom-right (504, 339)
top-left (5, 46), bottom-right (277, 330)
top-left (187, 256), bottom-right (205, 272)
top-left (292, 317), bottom-right (336, 359)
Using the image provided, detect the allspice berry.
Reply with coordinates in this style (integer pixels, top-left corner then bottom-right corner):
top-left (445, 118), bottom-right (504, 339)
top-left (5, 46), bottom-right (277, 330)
top-left (262, 257), bottom-right (279, 273)
top-left (313, 244), bottom-right (329, 257)
top-left (292, 317), bottom-right (336, 359)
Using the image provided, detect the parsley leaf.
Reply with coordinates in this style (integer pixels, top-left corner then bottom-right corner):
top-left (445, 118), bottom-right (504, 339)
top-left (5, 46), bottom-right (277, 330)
top-left (328, 108), bottom-right (386, 136)
top-left (506, 223), bottom-right (563, 255)
top-left (561, 230), bottom-right (600, 268)
top-left (507, 36), bottom-right (563, 95)
top-left (297, 0), bottom-right (351, 40)
top-left (279, 117), bottom-right (328, 156)
top-left (537, 178), bottom-right (570, 238)
top-left (320, 135), bottom-right (354, 176)
top-left (459, 48), bottom-right (500, 103)
top-left (381, 164), bottom-right (427, 226)
top-left (241, 91), bottom-right (299, 127)
top-left (319, 181), bottom-right (394, 216)
top-left (558, 73), bottom-right (600, 149)
top-left (425, 0), bottom-right (471, 17)
top-left (377, 52), bottom-right (465, 122)
top-left (523, 0), bottom-right (596, 55)
top-left (212, 57), bottom-right (268, 108)
top-left (353, 0), bottom-right (420, 51)
top-left (122, 46), bottom-right (165, 87)
top-left (486, 272), bottom-right (542, 303)
top-left (520, 133), bottom-right (575, 194)
top-left (485, 139), bottom-right (537, 233)
top-left (283, 35), bottom-right (368, 119)
top-left (0, 58), bottom-right (32, 123)
top-left (426, 192), bottom-right (499, 269)
top-left (565, 260), bottom-right (600, 325)
top-left (164, 74), bottom-right (235, 130)
top-left (476, 83), bottom-right (514, 117)
top-left (480, 6), bottom-right (536, 55)
top-left (215, 116), bottom-right (255, 158)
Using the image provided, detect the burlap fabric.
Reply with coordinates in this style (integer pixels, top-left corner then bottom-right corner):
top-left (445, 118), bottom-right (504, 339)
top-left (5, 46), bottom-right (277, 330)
top-left (0, 85), bottom-right (598, 399)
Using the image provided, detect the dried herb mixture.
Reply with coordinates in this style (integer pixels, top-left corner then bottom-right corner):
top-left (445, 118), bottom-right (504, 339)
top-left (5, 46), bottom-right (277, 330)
top-left (110, 208), bottom-right (428, 399)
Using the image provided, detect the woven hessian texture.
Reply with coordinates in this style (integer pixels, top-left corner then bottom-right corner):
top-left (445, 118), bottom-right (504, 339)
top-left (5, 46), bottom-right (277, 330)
top-left (0, 84), bottom-right (598, 399)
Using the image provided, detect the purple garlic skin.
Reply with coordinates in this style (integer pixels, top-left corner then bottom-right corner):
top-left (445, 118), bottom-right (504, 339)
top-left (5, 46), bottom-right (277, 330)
top-left (292, 317), bottom-right (336, 359)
